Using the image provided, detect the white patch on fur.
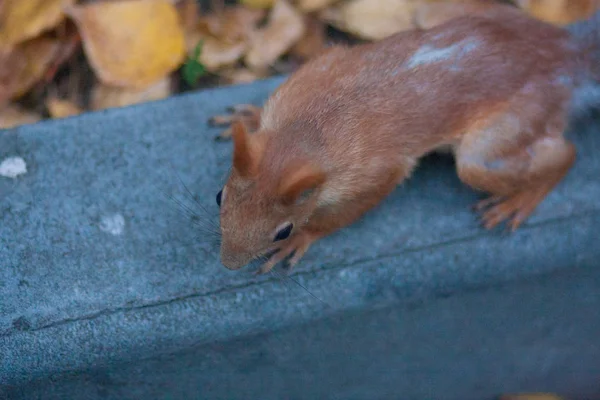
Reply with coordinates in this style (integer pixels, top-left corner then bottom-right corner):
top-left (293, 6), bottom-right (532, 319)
top-left (99, 213), bottom-right (125, 236)
top-left (406, 38), bottom-right (479, 69)
top-left (0, 157), bottom-right (27, 178)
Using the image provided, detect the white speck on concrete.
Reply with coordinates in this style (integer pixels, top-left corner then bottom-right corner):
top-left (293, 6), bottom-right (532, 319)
top-left (0, 157), bottom-right (27, 178)
top-left (99, 213), bottom-right (125, 235)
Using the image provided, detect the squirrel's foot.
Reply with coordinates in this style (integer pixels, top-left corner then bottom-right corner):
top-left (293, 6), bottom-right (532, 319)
top-left (475, 186), bottom-right (551, 231)
top-left (209, 104), bottom-right (262, 141)
top-left (256, 232), bottom-right (316, 275)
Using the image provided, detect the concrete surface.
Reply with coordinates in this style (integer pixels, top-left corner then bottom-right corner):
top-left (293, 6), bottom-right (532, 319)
top-left (1, 75), bottom-right (599, 399)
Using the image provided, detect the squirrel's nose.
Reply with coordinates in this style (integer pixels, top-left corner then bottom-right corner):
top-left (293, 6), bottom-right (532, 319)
top-left (220, 248), bottom-right (248, 270)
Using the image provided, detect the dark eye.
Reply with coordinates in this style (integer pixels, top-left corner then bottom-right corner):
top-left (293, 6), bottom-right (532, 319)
top-left (274, 223), bottom-right (293, 242)
top-left (216, 190), bottom-right (222, 207)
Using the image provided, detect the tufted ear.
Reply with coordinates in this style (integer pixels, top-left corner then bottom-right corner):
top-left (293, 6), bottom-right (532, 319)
top-left (277, 162), bottom-right (325, 205)
top-left (231, 121), bottom-right (263, 178)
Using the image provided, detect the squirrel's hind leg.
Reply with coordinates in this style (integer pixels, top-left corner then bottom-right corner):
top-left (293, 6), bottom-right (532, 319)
top-left (456, 112), bottom-right (575, 231)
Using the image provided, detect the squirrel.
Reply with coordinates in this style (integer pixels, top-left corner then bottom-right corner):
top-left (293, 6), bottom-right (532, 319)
top-left (209, 3), bottom-right (600, 273)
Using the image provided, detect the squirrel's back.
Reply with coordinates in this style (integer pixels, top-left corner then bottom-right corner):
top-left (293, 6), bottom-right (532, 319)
top-left (260, 4), bottom-right (580, 165)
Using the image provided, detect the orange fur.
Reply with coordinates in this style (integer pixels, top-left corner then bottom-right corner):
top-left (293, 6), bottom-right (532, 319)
top-left (213, 3), bottom-right (598, 272)
top-left (277, 162), bottom-right (326, 205)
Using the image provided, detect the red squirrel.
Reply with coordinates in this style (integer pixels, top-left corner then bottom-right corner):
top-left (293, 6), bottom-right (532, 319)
top-left (210, 3), bottom-right (600, 273)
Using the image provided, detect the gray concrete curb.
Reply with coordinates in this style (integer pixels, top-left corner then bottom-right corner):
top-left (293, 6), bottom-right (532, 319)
top-left (1, 76), bottom-right (599, 399)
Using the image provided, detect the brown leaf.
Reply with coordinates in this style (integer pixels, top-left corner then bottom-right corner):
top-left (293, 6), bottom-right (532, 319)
top-left (183, 6), bottom-right (264, 72)
top-left (290, 14), bottom-right (327, 60)
top-left (499, 394), bottom-right (565, 400)
top-left (0, 104), bottom-right (41, 129)
top-left (514, 0), bottom-right (600, 25)
top-left (240, 0), bottom-right (276, 9)
top-left (0, 36), bottom-right (60, 106)
top-left (0, 0), bottom-right (76, 49)
top-left (220, 67), bottom-right (269, 84)
top-left (46, 97), bottom-right (82, 119)
top-left (414, 0), bottom-right (500, 30)
top-left (245, 0), bottom-right (306, 70)
top-left (296, 0), bottom-right (340, 13)
top-left (320, 0), bottom-right (418, 40)
top-left (199, 38), bottom-right (248, 72)
top-left (91, 77), bottom-right (172, 111)
top-left (67, 0), bottom-right (186, 88)
top-left (198, 6), bottom-right (265, 44)
top-left (175, 0), bottom-right (199, 34)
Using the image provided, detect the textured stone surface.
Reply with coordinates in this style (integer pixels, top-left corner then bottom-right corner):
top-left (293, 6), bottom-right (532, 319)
top-left (0, 75), bottom-right (599, 398)
top-left (4, 266), bottom-right (600, 400)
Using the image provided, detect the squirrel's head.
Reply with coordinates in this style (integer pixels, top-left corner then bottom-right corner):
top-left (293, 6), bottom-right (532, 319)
top-left (217, 122), bottom-right (325, 270)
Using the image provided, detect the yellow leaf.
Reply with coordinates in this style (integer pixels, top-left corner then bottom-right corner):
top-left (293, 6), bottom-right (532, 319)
top-left (245, 0), bottom-right (306, 70)
top-left (0, 104), bottom-right (41, 129)
top-left (91, 77), bottom-right (172, 111)
top-left (67, 0), bottom-right (186, 88)
top-left (514, 0), bottom-right (600, 25)
top-left (240, 0), bottom-right (276, 9)
top-left (0, 0), bottom-right (76, 49)
top-left (320, 0), bottom-right (418, 40)
top-left (46, 97), bottom-right (82, 119)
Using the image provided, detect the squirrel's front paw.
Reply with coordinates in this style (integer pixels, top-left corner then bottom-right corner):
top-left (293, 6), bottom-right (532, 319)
top-left (209, 104), bottom-right (262, 141)
top-left (256, 232), bottom-right (316, 275)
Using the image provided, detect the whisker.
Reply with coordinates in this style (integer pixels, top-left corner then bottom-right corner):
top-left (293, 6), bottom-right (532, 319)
top-left (166, 160), bottom-right (220, 230)
top-left (256, 252), bottom-right (329, 307)
top-left (285, 273), bottom-right (329, 307)
top-left (160, 188), bottom-right (221, 238)
top-left (270, 269), bottom-right (293, 291)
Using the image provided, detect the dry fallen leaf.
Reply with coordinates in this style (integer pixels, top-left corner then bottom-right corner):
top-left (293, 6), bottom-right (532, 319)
top-left (199, 38), bottom-right (248, 72)
top-left (91, 77), bottom-right (172, 111)
top-left (320, 0), bottom-right (418, 40)
top-left (240, 0), bottom-right (276, 9)
top-left (220, 67), bottom-right (270, 84)
top-left (515, 0), bottom-right (599, 25)
top-left (14, 37), bottom-right (62, 98)
top-left (0, 49), bottom-right (26, 107)
top-left (0, 104), bottom-right (42, 129)
top-left (183, 6), bottom-right (265, 72)
top-left (290, 14), bottom-right (327, 60)
top-left (414, 0), bottom-right (499, 30)
top-left (198, 6), bottom-right (265, 44)
top-left (0, 0), bottom-right (76, 49)
top-left (46, 97), bottom-right (82, 119)
top-left (245, 0), bottom-right (306, 70)
top-left (175, 0), bottom-right (199, 35)
top-left (0, 36), bottom-right (60, 106)
top-left (296, 0), bottom-right (340, 12)
top-left (499, 394), bottom-right (565, 400)
top-left (67, 0), bottom-right (186, 88)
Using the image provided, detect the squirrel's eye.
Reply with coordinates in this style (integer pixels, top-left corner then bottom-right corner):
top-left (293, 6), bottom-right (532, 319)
top-left (274, 223), bottom-right (293, 242)
top-left (216, 190), bottom-right (222, 207)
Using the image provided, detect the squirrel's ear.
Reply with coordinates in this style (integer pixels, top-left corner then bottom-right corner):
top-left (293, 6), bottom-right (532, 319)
top-left (277, 162), bottom-right (325, 205)
top-left (231, 121), bottom-right (262, 178)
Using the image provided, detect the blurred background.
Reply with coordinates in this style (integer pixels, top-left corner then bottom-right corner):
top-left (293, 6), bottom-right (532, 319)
top-left (0, 0), bottom-right (598, 130)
